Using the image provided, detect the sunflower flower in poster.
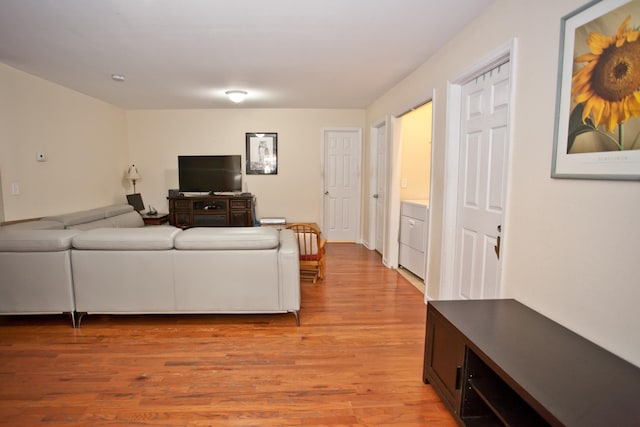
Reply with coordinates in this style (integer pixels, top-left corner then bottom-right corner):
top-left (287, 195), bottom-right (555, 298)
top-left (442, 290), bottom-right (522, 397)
top-left (569, 14), bottom-right (640, 153)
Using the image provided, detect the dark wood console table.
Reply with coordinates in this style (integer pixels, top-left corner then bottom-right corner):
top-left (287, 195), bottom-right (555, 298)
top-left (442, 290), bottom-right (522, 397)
top-left (167, 194), bottom-right (254, 228)
top-left (140, 212), bottom-right (169, 226)
top-left (423, 299), bottom-right (640, 426)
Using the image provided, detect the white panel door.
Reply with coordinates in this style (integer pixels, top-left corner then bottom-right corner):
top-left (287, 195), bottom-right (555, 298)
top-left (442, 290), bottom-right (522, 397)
top-left (454, 63), bottom-right (510, 299)
top-left (375, 124), bottom-right (387, 253)
top-left (324, 129), bottom-right (361, 242)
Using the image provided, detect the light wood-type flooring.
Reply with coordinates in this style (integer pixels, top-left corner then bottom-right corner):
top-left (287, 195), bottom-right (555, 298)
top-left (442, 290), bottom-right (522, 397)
top-left (0, 243), bottom-right (456, 426)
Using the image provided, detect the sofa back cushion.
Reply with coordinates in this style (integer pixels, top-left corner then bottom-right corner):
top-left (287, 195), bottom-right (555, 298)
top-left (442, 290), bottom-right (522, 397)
top-left (72, 227), bottom-right (181, 250)
top-left (43, 209), bottom-right (105, 227)
top-left (0, 220), bottom-right (65, 231)
top-left (0, 229), bottom-right (82, 252)
top-left (42, 204), bottom-right (135, 227)
top-left (102, 204), bottom-right (134, 218)
top-left (110, 210), bottom-right (144, 228)
top-left (67, 210), bottom-right (144, 230)
top-left (174, 227), bottom-right (279, 250)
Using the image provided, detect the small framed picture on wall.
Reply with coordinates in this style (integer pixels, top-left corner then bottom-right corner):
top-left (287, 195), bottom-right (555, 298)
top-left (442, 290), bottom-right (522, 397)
top-left (246, 132), bottom-right (277, 175)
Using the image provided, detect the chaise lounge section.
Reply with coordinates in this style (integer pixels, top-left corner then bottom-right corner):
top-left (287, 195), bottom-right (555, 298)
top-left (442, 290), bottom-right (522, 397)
top-left (0, 229), bottom-right (82, 327)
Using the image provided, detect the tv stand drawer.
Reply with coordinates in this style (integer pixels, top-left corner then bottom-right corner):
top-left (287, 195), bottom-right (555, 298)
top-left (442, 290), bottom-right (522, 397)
top-left (173, 199), bottom-right (191, 210)
top-left (230, 199), bottom-right (251, 209)
top-left (193, 214), bottom-right (227, 227)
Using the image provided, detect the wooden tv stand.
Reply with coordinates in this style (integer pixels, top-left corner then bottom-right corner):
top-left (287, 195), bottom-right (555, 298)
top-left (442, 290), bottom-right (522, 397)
top-left (423, 299), bottom-right (640, 426)
top-left (167, 194), bottom-right (254, 228)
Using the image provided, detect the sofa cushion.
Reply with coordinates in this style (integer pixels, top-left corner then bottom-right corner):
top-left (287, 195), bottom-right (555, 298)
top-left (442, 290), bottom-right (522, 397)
top-left (0, 229), bottom-right (82, 252)
top-left (174, 227), bottom-right (279, 250)
top-left (72, 227), bottom-right (181, 250)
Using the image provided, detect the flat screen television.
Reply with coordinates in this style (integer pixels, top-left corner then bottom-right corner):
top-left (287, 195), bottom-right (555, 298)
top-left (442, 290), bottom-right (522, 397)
top-left (178, 155), bottom-right (242, 193)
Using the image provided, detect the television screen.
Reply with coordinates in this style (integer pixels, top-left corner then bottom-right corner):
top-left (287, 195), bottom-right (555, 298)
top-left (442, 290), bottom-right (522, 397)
top-left (178, 155), bottom-right (242, 192)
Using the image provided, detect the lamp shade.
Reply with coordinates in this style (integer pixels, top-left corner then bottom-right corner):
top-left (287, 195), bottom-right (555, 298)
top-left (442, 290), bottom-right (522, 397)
top-left (127, 165), bottom-right (140, 181)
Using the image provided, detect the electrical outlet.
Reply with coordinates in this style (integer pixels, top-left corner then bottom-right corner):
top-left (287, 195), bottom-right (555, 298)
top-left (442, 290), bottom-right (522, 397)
top-left (36, 152), bottom-right (47, 162)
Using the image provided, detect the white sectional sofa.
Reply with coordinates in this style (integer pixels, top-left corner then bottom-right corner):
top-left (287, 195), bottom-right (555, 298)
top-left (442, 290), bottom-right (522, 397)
top-left (0, 205), bottom-right (301, 326)
top-left (71, 227), bottom-right (300, 325)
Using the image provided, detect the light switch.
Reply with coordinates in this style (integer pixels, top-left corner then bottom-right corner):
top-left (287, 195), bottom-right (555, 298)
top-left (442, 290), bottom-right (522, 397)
top-left (11, 182), bottom-right (20, 195)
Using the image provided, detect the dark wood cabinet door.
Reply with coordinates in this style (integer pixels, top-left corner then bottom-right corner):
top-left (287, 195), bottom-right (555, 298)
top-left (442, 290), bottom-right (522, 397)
top-left (174, 212), bottom-right (190, 226)
top-left (229, 211), bottom-right (252, 226)
top-left (423, 308), bottom-right (466, 416)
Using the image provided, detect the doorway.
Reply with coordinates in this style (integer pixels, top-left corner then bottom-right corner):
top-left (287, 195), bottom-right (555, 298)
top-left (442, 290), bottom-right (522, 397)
top-left (439, 41), bottom-right (515, 301)
top-left (384, 101), bottom-right (433, 271)
top-left (368, 121), bottom-right (387, 255)
top-left (322, 128), bottom-right (362, 242)
top-left (397, 102), bottom-right (432, 281)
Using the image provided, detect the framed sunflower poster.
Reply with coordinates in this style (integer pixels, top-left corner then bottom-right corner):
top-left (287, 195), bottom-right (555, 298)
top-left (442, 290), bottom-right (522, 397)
top-left (552, 0), bottom-right (640, 180)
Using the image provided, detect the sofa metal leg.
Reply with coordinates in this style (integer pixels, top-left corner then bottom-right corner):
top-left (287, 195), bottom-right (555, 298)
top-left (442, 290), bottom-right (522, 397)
top-left (65, 311), bottom-right (77, 328)
top-left (75, 312), bottom-right (87, 328)
top-left (290, 310), bottom-right (300, 326)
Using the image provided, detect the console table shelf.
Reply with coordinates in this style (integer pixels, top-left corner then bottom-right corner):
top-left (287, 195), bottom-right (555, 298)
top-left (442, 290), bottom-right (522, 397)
top-left (423, 299), bottom-right (640, 426)
top-left (168, 194), bottom-right (254, 228)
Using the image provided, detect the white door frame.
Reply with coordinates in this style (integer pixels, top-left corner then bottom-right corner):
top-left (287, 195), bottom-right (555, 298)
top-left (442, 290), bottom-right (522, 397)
top-left (437, 39), bottom-right (517, 301)
top-left (320, 127), bottom-right (363, 243)
top-left (0, 172), bottom-right (4, 223)
top-left (384, 116), bottom-right (403, 268)
top-left (424, 93), bottom-right (437, 291)
top-left (367, 118), bottom-right (388, 251)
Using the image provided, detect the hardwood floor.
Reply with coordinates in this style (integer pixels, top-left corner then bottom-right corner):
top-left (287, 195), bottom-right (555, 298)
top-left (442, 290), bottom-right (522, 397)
top-left (0, 243), bottom-right (456, 426)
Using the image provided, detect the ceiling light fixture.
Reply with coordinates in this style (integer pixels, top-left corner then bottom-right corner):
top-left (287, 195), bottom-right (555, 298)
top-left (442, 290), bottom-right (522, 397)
top-left (225, 90), bottom-right (248, 103)
top-left (111, 74), bottom-right (126, 82)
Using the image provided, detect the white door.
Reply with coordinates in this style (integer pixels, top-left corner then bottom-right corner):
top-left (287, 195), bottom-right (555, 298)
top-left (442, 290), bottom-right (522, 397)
top-left (454, 62), bottom-right (510, 299)
top-left (323, 129), bottom-right (361, 242)
top-left (375, 124), bottom-right (387, 253)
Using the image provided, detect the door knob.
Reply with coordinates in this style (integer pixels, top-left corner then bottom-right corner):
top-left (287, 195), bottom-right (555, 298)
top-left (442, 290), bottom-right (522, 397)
top-left (324, 191), bottom-right (329, 196)
top-left (373, 194), bottom-right (379, 199)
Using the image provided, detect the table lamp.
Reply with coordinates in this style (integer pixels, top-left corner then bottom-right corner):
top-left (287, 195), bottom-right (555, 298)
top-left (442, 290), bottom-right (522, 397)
top-left (127, 165), bottom-right (140, 194)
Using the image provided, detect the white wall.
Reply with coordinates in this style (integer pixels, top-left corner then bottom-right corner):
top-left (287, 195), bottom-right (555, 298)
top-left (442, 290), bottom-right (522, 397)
top-left (0, 64), bottom-right (128, 221)
top-left (365, 0), bottom-right (640, 366)
top-left (126, 108), bottom-right (365, 224)
top-left (400, 102), bottom-right (431, 201)
top-left (0, 67), bottom-right (364, 225)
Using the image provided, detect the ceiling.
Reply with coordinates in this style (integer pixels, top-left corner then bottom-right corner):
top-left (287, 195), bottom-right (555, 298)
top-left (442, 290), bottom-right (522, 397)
top-left (0, 0), bottom-right (494, 109)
